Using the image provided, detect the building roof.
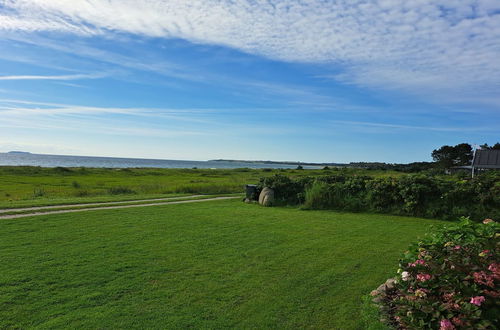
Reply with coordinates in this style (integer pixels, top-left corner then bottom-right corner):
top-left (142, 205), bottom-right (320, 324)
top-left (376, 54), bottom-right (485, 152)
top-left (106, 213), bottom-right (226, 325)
top-left (473, 149), bottom-right (500, 169)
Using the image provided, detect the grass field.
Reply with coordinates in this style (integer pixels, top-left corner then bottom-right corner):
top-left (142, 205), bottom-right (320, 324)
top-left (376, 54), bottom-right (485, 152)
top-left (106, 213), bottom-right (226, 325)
top-left (0, 166), bottom-right (403, 208)
top-left (0, 199), bottom-right (447, 329)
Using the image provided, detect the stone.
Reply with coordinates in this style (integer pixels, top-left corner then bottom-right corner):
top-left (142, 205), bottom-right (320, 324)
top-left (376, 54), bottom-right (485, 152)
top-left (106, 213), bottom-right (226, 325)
top-left (385, 278), bottom-right (396, 290)
top-left (259, 187), bottom-right (275, 207)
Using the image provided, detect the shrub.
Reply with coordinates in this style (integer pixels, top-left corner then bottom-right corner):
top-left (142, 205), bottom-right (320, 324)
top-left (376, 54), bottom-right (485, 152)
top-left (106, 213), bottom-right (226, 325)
top-left (72, 181), bottom-right (81, 189)
top-left (259, 174), bottom-right (313, 205)
top-left (257, 173), bottom-right (500, 221)
top-left (303, 182), bottom-right (330, 209)
top-left (53, 166), bottom-right (72, 174)
top-left (396, 175), bottom-right (442, 216)
top-left (373, 218), bottom-right (499, 329)
top-left (366, 178), bottom-right (401, 212)
top-left (75, 190), bottom-right (91, 197)
top-left (32, 187), bottom-right (45, 198)
top-left (107, 186), bottom-right (136, 195)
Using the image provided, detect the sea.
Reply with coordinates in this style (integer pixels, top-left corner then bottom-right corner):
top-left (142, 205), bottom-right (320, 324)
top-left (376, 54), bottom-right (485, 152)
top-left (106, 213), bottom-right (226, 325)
top-left (0, 152), bottom-right (319, 169)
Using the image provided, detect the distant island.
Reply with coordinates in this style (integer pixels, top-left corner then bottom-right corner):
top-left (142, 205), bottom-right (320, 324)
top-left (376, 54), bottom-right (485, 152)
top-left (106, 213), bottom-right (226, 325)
top-left (7, 151), bottom-right (32, 154)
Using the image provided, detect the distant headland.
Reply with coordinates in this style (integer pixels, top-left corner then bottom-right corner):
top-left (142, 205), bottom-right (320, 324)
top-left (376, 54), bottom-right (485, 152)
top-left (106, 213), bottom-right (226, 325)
top-left (7, 151), bottom-right (32, 155)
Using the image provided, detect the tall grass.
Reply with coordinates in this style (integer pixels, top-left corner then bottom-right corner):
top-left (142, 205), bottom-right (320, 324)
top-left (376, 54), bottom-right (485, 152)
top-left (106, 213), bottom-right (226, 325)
top-left (303, 182), bottom-right (330, 209)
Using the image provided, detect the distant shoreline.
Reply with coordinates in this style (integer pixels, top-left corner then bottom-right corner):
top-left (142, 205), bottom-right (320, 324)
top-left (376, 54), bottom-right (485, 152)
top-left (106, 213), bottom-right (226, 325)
top-left (0, 152), bottom-right (320, 169)
top-left (210, 159), bottom-right (347, 167)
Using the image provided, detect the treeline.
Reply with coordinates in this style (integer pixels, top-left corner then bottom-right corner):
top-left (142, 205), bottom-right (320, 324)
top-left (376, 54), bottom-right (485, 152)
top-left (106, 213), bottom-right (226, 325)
top-left (347, 142), bottom-right (500, 171)
top-left (257, 173), bottom-right (500, 221)
top-left (347, 161), bottom-right (434, 172)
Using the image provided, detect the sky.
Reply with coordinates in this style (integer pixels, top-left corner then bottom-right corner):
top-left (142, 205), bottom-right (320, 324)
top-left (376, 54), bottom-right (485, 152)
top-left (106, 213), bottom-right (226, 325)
top-left (0, 0), bottom-right (499, 163)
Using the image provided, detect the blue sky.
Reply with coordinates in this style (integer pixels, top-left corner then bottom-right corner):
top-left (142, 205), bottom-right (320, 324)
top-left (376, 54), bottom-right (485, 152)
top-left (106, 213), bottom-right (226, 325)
top-left (0, 0), bottom-right (499, 163)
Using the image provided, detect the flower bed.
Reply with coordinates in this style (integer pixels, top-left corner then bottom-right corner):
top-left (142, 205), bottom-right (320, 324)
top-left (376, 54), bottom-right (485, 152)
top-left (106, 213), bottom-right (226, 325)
top-left (371, 218), bottom-right (499, 329)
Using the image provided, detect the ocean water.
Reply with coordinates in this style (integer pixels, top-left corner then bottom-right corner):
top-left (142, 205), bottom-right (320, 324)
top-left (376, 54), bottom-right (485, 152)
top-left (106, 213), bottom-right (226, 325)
top-left (0, 153), bottom-right (318, 169)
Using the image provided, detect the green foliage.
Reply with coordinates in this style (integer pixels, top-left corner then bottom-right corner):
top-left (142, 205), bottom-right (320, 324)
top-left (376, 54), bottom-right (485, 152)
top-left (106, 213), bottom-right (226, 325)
top-left (479, 143), bottom-right (500, 150)
top-left (1, 166), bottom-right (403, 206)
top-left (32, 187), bottom-right (45, 198)
top-left (374, 218), bottom-right (500, 329)
top-left (303, 181), bottom-right (330, 209)
top-left (107, 186), bottom-right (136, 195)
top-left (258, 174), bottom-right (313, 205)
top-left (265, 173), bottom-right (500, 221)
top-left (432, 143), bottom-right (473, 168)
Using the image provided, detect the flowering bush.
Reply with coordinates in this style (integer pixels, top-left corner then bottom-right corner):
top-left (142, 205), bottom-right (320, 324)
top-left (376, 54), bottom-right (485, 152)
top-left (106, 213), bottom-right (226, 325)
top-left (373, 218), bottom-right (499, 329)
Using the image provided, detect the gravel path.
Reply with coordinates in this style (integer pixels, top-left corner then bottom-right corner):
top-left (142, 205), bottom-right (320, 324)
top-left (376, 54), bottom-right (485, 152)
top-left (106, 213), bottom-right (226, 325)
top-left (0, 195), bottom-right (206, 214)
top-left (0, 196), bottom-right (240, 220)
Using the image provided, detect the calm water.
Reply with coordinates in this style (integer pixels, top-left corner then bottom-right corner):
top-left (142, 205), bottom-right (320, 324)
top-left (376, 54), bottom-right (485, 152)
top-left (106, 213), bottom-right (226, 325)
top-left (0, 153), bottom-right (318, 169)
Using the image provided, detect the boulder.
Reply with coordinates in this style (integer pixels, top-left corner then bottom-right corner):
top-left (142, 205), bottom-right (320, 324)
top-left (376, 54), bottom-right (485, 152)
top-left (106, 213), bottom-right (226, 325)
top-left (258, 187), bottom-right (275, 207)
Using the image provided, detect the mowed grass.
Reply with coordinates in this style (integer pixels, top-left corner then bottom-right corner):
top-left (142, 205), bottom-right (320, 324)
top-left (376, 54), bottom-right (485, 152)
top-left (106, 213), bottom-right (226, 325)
top-left (0, 199), bottom-right (447, 329)
top-left (0, 166), bottom-right (403, 207)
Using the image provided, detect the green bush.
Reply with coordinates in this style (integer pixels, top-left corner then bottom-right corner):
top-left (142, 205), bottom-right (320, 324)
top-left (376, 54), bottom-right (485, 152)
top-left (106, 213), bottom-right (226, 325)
top-left (373, 218), bottom-right (499, 329)
top-left (32, 187), bottom-right (45, 198)
top-left (303, 182), bottom-right (330, 209)
top-left (107, 186), bottom-right (136, 195)
top-left (258, 174), bottom-right (313, 205)
top-left (261, 172), bottom-right (500, 221)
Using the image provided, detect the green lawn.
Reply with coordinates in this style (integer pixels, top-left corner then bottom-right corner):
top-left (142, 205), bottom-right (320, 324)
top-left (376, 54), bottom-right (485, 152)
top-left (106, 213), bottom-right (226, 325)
top-left (0, 199), bottom-right (447, 329)
top-left (0, 166), bottom-right (403, 207)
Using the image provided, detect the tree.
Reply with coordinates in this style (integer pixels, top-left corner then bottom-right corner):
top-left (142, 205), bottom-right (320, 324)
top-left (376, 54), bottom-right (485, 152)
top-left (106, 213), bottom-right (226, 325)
top-left (431, 143), bottom-right (473, 168)
top-left (480, 142), bottom-right (500, 150)
top-left (453, 143), bottom-right (473, 165)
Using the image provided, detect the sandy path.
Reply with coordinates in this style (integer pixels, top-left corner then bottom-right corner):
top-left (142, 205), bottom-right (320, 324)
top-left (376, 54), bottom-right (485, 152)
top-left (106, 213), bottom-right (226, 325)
top-left (0, 196), bottom-right (240, 220)
top-left (0, 195), bottom-right (206, 214)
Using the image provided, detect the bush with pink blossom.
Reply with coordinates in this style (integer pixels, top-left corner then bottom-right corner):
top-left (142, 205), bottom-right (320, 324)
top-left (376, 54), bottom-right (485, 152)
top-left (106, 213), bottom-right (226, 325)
top-left (373, 218), bottom-right (499, 329)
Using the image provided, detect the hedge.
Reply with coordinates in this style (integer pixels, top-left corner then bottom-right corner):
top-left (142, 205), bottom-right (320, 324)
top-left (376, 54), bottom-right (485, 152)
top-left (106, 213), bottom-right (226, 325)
top-left (257, 173), bottom-right (500, 221)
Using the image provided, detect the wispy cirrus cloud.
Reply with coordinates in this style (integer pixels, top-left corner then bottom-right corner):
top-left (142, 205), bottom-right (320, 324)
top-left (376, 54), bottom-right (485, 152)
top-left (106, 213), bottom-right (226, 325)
top-left (0, 72), bottom-right (107, 80)
top-left (329, 120), bottom-right (496, 133)
top-left (1, 0), bottom-right (499, 103)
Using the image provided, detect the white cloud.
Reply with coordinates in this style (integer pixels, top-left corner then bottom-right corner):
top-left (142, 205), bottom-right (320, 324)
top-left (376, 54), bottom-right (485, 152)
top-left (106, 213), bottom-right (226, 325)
top-left (0, 0), bottom-right (499, 101)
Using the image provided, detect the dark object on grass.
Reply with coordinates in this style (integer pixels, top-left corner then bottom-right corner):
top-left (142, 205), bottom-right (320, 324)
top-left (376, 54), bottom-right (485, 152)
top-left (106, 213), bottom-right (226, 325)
top-left (245, 184), bottom-right (258, 201)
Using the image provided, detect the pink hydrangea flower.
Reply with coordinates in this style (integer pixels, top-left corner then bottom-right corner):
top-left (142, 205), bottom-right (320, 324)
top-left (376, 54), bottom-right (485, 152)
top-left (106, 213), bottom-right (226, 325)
top-left (416, 273), bottom-right (432, 282)
top-left (442, 292), bottom-right (455, 301)
top-left (470, 296), bottom-right (486, 306)
top-left (473, 271), bottom-right (495, 287)
top-left (440, 319), bottom-right (455, 330)
top-left (409, 259), bottom-right (426, 267)
top-left (484, 290), bottom-right (500, 298)
top-left (488, 263), bottom-right (499, 276)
